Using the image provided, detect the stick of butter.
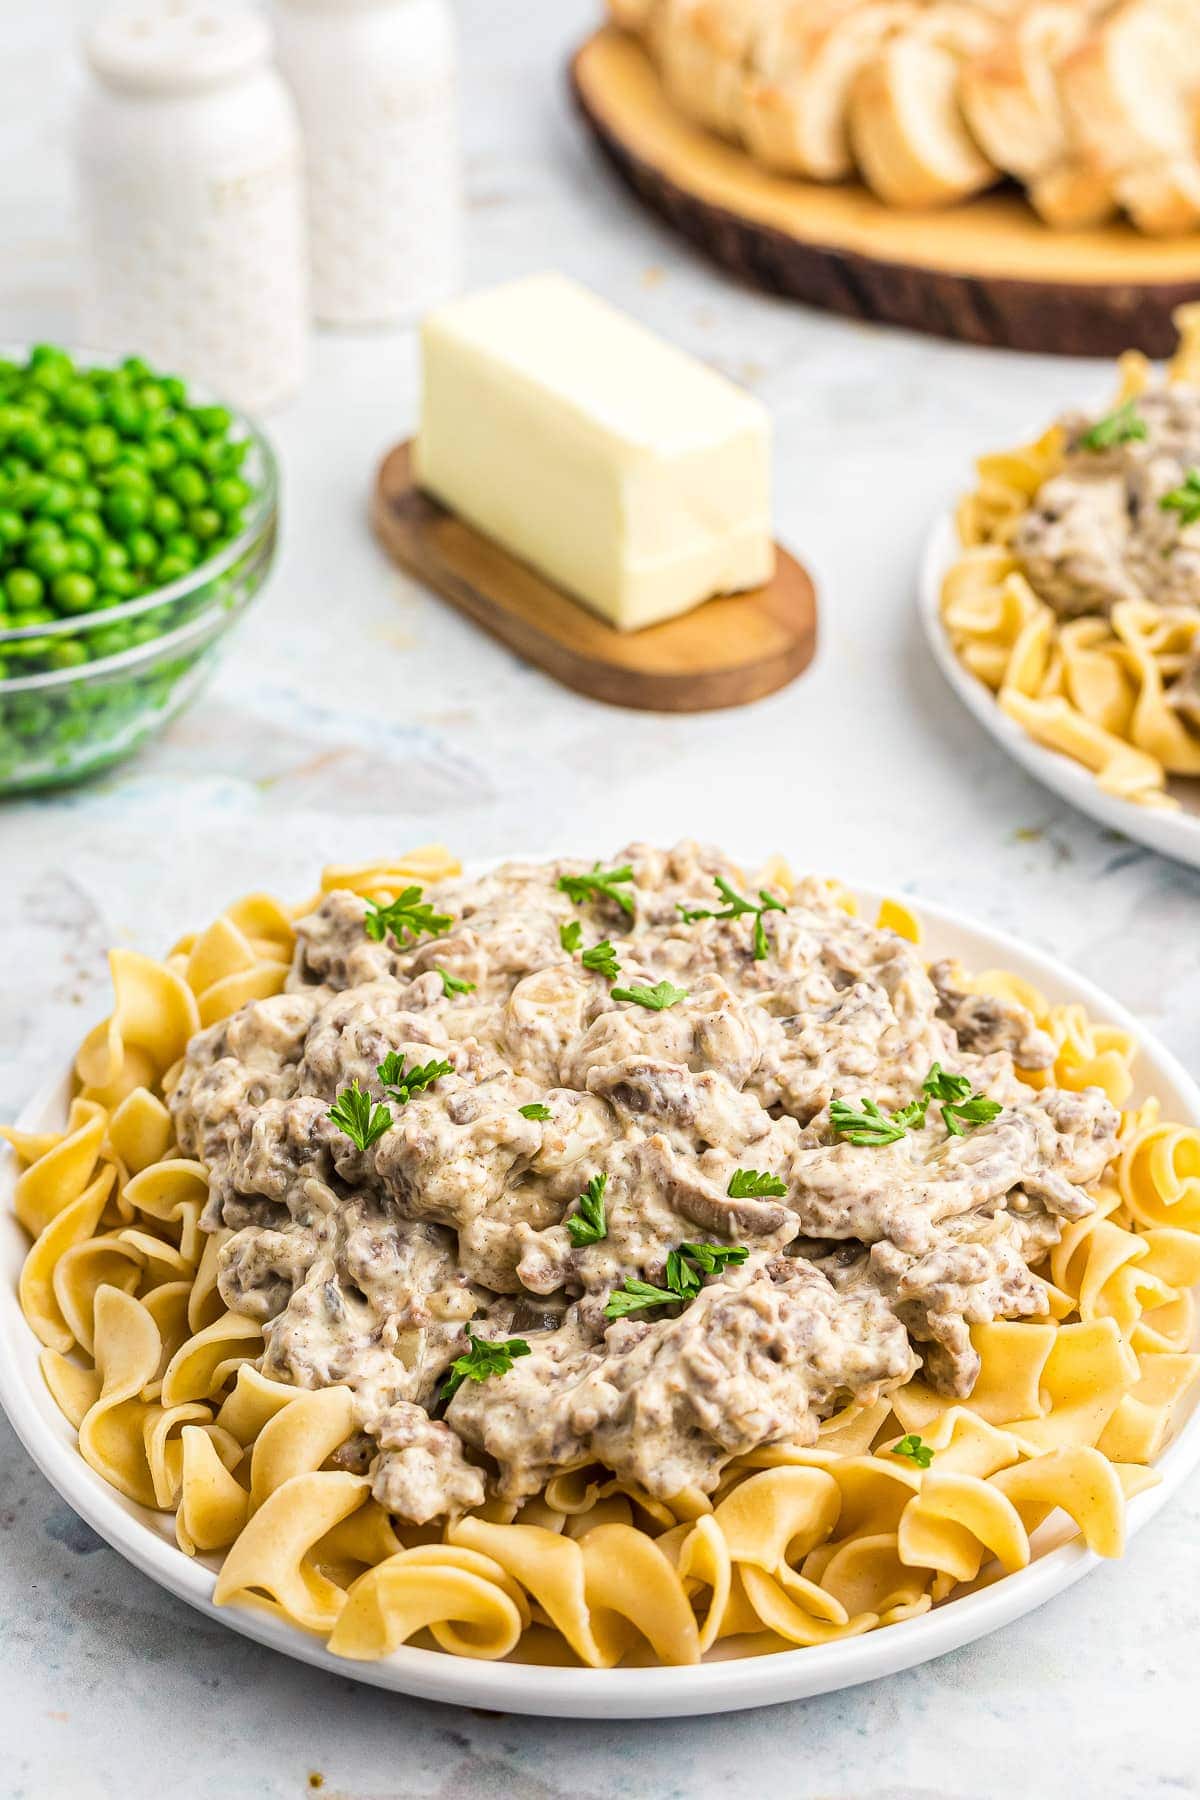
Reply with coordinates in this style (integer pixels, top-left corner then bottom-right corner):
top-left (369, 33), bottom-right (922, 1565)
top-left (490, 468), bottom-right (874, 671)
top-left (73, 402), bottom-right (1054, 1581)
top-left (414, 273), bottom-right (773, 632)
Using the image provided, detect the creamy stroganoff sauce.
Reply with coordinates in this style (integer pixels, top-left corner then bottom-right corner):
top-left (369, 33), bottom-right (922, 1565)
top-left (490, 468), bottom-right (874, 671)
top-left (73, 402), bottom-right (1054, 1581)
top-left (169, 845), bottom-right (1118, 1526)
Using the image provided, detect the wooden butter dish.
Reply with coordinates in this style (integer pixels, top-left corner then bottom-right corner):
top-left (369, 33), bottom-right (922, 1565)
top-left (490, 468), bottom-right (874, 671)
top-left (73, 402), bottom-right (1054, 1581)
top-left (370, 440), bottom-right (818, 714)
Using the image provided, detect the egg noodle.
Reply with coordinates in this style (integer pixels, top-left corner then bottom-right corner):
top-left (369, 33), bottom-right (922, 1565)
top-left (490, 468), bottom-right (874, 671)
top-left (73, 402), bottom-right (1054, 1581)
top-left (4, 848), bottom-right (1200, 1669)
top-left (940, 305), bottom-right (1200, 810)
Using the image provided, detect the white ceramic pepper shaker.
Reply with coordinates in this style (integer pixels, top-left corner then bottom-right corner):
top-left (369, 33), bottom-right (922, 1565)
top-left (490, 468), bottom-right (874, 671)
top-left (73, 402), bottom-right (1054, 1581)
top-left (75, 1), bottom-right (308, 413)
top-left (272, 0), bottom-right (462, 327)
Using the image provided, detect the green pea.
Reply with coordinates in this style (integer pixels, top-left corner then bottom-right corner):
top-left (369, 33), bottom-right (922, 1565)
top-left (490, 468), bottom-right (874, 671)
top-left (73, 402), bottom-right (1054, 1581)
top-left (150, 493), bottom-right (183, 535)
top-left (9, 696), bottom-right (54, 737)
top-left (0, 405), bottom-right (27, 443)
top-left (61, 380), bottom-right (105, 425)
top-left (97, 540), bottom-right (129, 573)
top-left (45, 638), bottom-right (88, 670)
top-left (30, 344), bottom-right (73, 372)
top-left (2, 455), bottom-right (31, 481)
top-left (23, 389), bottom-right (51, 418)
top-left (13, 422), bottom-right (55, 463)
top-left (121, 356), bottom-right (152, 382)
top-left (163, 531), bottom-right (199, 564)
top-left (64, 508), bottom-right (104, 545)
top-left (24, 516), bottom-right (62, 542)
top-left (167, 463), bottom-right (207, 508)
top-left (155, 554), bottom-right (192, 586)
top-left (107, 463), bottom-right (152, 493)
top-left (211, 475), bottom-right (251, 515)
top-left (76, 483), bottom-right (103, 512)
top-left (192, 404), bottom-right (233, 436)
top-left (168, 416), bottom-right (202, 459)
top-left (26, 538), bottom-right (72, 581)
top-left (106, 392), bottom-right (144, 437)
top-left (46, 447), bottom-right (87, 484)
top-left (220, 509), bottom-right (245, 541)
top-left (5, 568), bottom-right (43, 609)
top-left (197, 435), bottom-right (232, 474)
top-left (185, 504), bottom-right (222, 543)
top-left (145, 436), bottom-right (178, 474)
top-left (130, 620), bottom-right (160, 647)
top-left (104, 488), bottom-right (148, 534)
top-left (162, 376), bottom-right (188, 407)
top-left (66, 538), bottom-right (97, 573)
top-left (98, 568), bottom-right (138, 600)
top-left (11, 605), bottom-right (53, 626)
top-left (137, 382), bottom-right (168, 414)
top-left (52, 572), bottom-right (97, 614)
top-left (87, 623), bottom-right (132, 659)
top-left (127, 529), bottom-right (159, 569)
top-left (36, 481), bottom-right (75, 519)
top-left (82, 423), bottom-right (119, 466)
top-left (6, 635), bottom-right (55, 663)
top-left (0, 508), bottom-right (23, 546)
top-left (114, 444), bottom-right (150, 471)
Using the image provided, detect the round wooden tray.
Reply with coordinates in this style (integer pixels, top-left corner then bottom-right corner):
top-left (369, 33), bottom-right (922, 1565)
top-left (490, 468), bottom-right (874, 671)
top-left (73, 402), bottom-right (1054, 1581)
top-left (571, 27), bottom-right (1200, 357)
top-left (371, 442), bottom-right (818, 713)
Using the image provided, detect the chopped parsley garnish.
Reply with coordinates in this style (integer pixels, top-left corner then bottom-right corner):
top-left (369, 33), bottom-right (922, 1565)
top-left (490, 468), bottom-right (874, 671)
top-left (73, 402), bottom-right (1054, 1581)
top-left (559, 919), bottom-right (583, 953)
top-left (581, 939), bottom-right (621, 981)
top-left (364, 885), bottom-right (453, 946)
top-left (604, 1277), bottom-right (681, 1318)
top-left (890, 1433), bottom-right (934, 1469)
top-left (831, 1064), bottom-right (1002, 1146)
top-left (1160, 467), bottom-right (1200, 527)
top-left (727, 1168), bottom-right (789, 1200)
top-left (435, 966), bottom-right (475, 997)
top-left (557, 863), bottom-right (636, 916)
top-left (439, 1328), bottom-right (531, 1404)
top-left (604, 1240), bottom-right (748, 1317)
top-left (609, 979), bottom-right (688, 1012)
top-left (567, 1173), bottom-right (608, 1246)
top-left (328, 1080), bottom-right (392, 1151)
top-left (377, 1051), bottom-right (453, 1107)
top-left (830, 1096), bottom-right (912, 1147)
top-left (921, 1062), bottom-right (1003, 1136)
top-left (678, 876), bottom-right (786, 961)
top-left (519, 1102), bottom-right (552, 1121)
top-left (1078, 399), bottom-right (1147, 452)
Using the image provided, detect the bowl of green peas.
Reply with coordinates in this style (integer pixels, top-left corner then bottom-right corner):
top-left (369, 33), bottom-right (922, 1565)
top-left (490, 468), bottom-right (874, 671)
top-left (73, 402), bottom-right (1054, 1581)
top-left (0, 344), bottom-right (278, 793)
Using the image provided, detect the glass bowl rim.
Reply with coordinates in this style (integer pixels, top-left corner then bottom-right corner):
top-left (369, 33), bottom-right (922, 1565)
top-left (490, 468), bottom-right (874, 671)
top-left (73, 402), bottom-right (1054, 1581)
top-left (0, 344), bottom-right (279, 655)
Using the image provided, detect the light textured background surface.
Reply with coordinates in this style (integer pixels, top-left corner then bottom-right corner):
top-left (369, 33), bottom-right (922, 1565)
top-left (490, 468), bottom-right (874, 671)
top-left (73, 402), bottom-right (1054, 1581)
top-left (2, 3), bottom-right (1199, 1796)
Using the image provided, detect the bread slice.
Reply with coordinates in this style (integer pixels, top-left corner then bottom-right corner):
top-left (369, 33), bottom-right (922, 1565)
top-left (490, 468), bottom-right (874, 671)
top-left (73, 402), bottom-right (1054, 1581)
top-left (1028, 155), bottom-right (1117, 226)
top-left (850, 30), bottom-right (1001, 206)
top-left (1059, 0), bottom-right (1200, 173)
top-left (959, 2), bottom-right (1092, 181)
top-left (1115, 155), bottom-right (1200, 234)
top-left (658, 0), bottom-right (786, 140)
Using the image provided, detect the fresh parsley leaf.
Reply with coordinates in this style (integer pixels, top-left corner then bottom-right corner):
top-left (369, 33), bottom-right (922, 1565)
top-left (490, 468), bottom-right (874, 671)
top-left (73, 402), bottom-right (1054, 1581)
top-left (942, 1094), bottom-right (1003, 1136)
top-left (604, 1277), bottom-right (681, 1318)
top-left (559, 919), bottom-right (583, 953)
top-left (1078, 400), bottom-right (1147, 452)
top-left (519, 1102), bottom-right (552, 1121)
top-left (377, 1052), bottom-right (453, 1107)
top-left (435, 965), bottom-right (475, 997)
top-left (727, 1168), bottom-right (788, 1200)
top-left (567, 1173), bottom-right (608, 1246)
top-left (606, 1240), bottom-right (749, 1317)
top-left (439, 1328), bottom-right (532, 1404)
top-left (1160, 467), bottom-right (1200, 527)
top-left (581, 939), bottom-right (621, 981)
top-left (830, 1096), bottom-right (911, 1147)
top-left (363, 885), bottom-right (453, 946)
top-left (890, 1433), bottom-right (934, 1470)
top-left (557, 864), bottom-right (636, 916)
top-left (677, 877), bottom-right (786, 962)
top-left (609, 979), bottom-right (689, 1011)
top-left (922, 1063), bottom-right (973, 1106)
top-left (328, 1080), bottom-right (392, 1151)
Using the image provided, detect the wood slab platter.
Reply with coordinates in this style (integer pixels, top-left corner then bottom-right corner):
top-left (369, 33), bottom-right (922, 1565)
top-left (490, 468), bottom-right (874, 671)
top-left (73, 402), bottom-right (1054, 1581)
top-left (371, 441), bottom-right (818, 713)
top-left (571, 27), bottom-right (1200, 357)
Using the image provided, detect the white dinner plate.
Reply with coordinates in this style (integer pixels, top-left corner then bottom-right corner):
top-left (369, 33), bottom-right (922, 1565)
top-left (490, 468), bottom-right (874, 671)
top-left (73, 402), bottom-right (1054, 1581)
top-left (919, 513), bottom-right (1200, 870)
top-left (3, 881), bottom-right (1199, 1718)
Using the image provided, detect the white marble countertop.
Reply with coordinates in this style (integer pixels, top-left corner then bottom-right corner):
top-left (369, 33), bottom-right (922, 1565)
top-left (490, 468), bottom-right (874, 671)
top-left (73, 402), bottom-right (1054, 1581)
top-left (2, 3), bottom-right (1200, 1796)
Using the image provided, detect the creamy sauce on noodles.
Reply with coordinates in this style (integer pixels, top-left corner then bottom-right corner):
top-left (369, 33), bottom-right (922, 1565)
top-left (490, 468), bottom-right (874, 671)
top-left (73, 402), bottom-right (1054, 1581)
top-left (1015, 385), bottom-right (1200, 619)
top-left (169, 845), bottom-right (1118, 1524)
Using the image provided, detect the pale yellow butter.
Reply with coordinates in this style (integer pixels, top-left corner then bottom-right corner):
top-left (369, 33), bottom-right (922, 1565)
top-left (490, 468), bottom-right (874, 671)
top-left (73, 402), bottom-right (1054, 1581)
top-left (414, 273), bottom-right (773, 632)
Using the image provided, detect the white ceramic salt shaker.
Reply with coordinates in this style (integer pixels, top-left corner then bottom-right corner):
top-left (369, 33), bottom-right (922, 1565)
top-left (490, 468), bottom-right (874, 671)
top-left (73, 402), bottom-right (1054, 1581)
top-left (272, 0), bottom-right (462, 327)
top-left (75, 1), bottom-right (308, 412)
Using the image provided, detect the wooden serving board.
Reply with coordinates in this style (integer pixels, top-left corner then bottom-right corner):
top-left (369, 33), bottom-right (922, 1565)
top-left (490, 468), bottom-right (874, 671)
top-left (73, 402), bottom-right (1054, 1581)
top-left (572, 27), bottom-right (1200, 357)
top-left (371, 441), bottom-right (817, 713)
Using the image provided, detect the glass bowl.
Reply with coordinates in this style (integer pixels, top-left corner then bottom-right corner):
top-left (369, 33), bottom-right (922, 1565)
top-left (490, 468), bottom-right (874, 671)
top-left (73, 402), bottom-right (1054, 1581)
top-left (0, 385), bottom-right (278, 795)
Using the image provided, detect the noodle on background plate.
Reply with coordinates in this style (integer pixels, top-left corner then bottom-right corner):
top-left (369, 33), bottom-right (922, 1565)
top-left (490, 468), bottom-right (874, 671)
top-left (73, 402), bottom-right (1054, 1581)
top-left (941, 305), bottom-right (1200, 810)
top-left (4, 849), bottom-right (1200, 1670)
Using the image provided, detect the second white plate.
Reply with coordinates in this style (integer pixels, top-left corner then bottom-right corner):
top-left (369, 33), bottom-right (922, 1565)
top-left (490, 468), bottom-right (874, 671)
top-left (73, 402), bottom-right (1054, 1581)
top-left (918, 513), bottom-right (1200, 870)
